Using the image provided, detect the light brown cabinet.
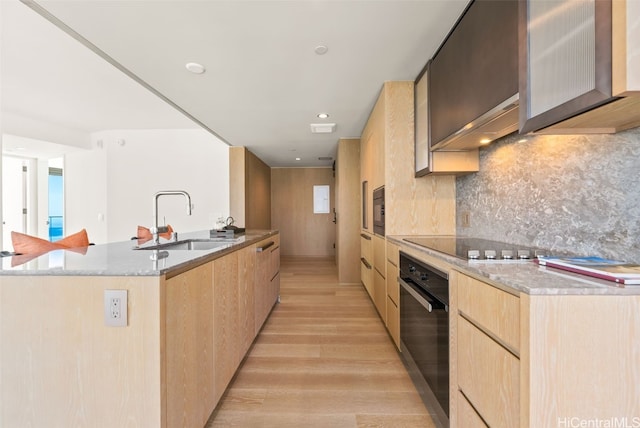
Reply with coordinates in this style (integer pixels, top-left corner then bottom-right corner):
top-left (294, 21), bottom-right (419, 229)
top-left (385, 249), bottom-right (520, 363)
top-left (372, 234), bottom-right (386, 272)
top-left (386, 242), bottom-right (399, 306)
top-left (385, 241), bottom-right (400, 349)
top-left (166, 262), bottom-right (215, 428)
top-left (359, 81), bottom-right (456, 239)
top-left (162, 235), bottom-right (280, 426)
top-left (457, 316), bottom-right (519, 427)
top-left (360, 133), bottom-right (374, 235)
top-left (0, 234), bottom-right (280, 428)
top-left (360, 232), bottom-right (373, 298)
top-left (359, 81), bottom-right (456, 347)
top-left (335, 138), bottom-right (361, 284)
top-left (229, 147), bottom-right (271, 229)
top-left (237, 245), bottom-right (256, 358)
top-left (360, 87), bottom-right (385, 194)
top-left (457, 272), bottom-right (520, 353)
top-left (213, 236), bottom-right (280, 407)
top-left (212, 250), bottom-right (241, 404)
top-left (450, 269), bottom-right (640, 428)
top-left (453, 271), bottom-right (520, 427)
top-left (457, 391), bottom-right (488, 428)
top-left (255, 235), bottom-right (280, 334)
top-left (372, 235), bottom-right (387, 320)
top-left (165, 243), bottom-right (258, 426)
top-left (373, 269), bottom-right (386, 321)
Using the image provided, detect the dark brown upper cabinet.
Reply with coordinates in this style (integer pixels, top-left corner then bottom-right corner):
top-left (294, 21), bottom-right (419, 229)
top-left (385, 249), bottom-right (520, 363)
top-left (519, 0), bottom-right (640, 134)
top-left (429, 0), bottom-right (519, 151)
top-left (414, 61), bottom-right (479, 177)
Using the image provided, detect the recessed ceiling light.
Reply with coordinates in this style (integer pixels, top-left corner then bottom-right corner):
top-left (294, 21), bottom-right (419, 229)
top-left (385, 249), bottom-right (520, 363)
top-left (295, 157), bottom-right (301, 161)
top-left (314, 45), bottom-right (328, 55)
top-left (317, 113), bottom-right (329, 119)
top-left (185, 62), bottom-right (206, 74)
top-left (479, 138), bottom-right (492, 145)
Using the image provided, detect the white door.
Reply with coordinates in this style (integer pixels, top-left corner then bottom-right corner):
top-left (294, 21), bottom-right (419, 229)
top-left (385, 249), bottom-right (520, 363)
top-left (2, 156), bottom-right (28, 251)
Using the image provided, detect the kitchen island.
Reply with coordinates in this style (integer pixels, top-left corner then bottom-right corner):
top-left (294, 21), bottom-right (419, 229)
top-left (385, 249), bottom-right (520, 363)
top-left (388, 235), bottom-right (640, 428)
top-left (0, 230), bottom-right (280, 428)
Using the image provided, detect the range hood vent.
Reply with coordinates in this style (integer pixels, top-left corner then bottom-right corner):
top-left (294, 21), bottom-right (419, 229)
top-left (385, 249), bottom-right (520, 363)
top-left (310, 123), bottom-right (336, 134)
top-left (430, 95), bottom-right (519, 151)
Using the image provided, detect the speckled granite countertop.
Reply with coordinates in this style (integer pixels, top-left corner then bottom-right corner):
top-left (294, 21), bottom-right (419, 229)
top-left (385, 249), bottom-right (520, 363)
top-left (389, 235), bottom-right (640, 296)
top-left (0, 230), bottom-right (278, 277)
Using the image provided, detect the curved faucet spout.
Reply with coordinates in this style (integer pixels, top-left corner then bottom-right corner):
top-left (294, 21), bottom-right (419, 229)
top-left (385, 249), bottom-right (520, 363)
top-left (152, 190), bottom-right (192, 243)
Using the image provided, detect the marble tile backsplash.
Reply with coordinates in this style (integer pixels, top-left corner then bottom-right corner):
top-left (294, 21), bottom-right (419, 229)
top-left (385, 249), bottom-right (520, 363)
top-left (456, 127), bottom-right (640, 263)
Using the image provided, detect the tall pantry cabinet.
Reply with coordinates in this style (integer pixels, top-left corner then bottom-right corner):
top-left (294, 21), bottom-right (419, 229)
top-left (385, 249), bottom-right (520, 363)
top-left (359, 81), bottom-right (456, 347)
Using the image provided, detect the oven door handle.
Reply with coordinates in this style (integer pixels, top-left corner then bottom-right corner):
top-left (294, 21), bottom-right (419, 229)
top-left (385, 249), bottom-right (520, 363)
top-left (399, 277), bottom-right (433, 312)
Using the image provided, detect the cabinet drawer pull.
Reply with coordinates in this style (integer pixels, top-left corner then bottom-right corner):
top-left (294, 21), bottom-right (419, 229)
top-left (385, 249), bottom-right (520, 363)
top-left (361, 233), bottom-right (372, 241)
top-left (257, 241), bottom-right (275, 252)
top-left (361, 257), bottom-right (372, 269)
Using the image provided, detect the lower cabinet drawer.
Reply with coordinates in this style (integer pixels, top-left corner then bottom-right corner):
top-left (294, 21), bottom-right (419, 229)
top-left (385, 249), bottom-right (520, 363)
top-left (386, 295), bottom-right (399, 349)
top-left (386, 260), bottom-right (399, 305)
top-left (458, 391), bottom-right (488, 428)
top-left (361, 233), bottom-right (373, 261)
top-left (457, 273), bottom-right (520, 353)
top-left (361, 257), bottom-right (373, 297)
top-left (457, 316), bottom-right (519, 427)
top-left (373, 235), bottom-right (386, 273)
top-left (373, 268), bottom-right (386, 321)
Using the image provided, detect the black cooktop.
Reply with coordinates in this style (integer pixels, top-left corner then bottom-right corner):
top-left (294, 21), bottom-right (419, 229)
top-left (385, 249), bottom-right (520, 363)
top-left (404, 236), bottom-right (547, 261)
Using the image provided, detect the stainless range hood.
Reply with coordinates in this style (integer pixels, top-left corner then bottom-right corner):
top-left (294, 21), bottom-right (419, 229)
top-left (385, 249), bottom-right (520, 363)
top-left (430, 94), bottom-right (519, 151)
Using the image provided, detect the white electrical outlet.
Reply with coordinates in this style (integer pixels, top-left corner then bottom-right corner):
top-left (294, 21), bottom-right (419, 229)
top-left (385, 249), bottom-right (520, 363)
top-left (104, 289), bottom-right (128, 327)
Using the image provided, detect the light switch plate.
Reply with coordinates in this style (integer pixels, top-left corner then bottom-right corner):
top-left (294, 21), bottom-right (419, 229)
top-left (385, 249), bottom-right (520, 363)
top-left (461, 211), bottom-right (471, 228)
top-left (104, 289), bottom-right (128, 327)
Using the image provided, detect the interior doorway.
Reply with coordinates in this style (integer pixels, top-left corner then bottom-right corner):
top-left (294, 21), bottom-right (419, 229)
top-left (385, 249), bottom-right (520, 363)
top-left (1, 135), bottom-right (73, 250)
top-left (1, 156), bottom-right (28, 250)
top-left (271, 167), bottom-right (336, 256)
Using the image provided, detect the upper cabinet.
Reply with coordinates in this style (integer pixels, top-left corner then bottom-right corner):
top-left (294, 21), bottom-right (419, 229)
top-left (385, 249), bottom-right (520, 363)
top-left (519, 0), bottom-right (640, 134)
top-left (360, 82), bottom-right (456, 236)
top-left (414, 62), bottom-right (479, 176)
top-left (429, 0), bottom-right (519, 151)
top-left (612, 0), bottom-right (640, 96)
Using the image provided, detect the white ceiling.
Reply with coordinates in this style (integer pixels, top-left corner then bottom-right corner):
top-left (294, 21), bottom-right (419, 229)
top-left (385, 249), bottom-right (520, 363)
top-left (2, 0), bottom-right (469, 167)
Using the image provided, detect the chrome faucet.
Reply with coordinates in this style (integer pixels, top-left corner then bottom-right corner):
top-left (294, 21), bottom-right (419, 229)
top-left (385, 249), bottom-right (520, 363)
top-left (151, 190), bottom-right (192, 244)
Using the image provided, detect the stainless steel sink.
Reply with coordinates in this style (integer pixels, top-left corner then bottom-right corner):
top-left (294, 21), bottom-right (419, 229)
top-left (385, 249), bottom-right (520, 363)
top-left (135, 239), bottom-right (230, 251)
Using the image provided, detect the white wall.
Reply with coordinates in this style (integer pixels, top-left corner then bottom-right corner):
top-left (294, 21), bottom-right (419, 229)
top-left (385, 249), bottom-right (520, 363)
top-left (65, 129), bottom-right (229, 244)
top-left (64, 142), bottom-right (108, 244)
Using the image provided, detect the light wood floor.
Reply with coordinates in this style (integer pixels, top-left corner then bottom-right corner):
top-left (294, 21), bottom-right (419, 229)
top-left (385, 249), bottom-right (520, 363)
top-left (206, 256), bottom-right (436, 428)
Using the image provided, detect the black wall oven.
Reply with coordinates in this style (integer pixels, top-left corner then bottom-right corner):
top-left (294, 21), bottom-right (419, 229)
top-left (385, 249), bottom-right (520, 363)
top-left (399, 252), bottom-right (449, 427)
top-left (373, 186), bottom-right (385, 236)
